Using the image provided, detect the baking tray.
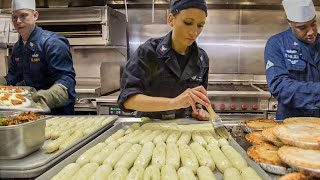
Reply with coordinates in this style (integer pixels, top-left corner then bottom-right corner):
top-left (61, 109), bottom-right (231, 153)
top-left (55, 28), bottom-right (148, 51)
top-left (0, 86), bottom-right (50, 113)
top-left (258, 162), bottom-right (294, 175)
top-left (0, 115), bottom-right (118, 178)
top-left (289, 164), bottom-right (320, 178)
top-left (37, 121), bottom-right (272, 180)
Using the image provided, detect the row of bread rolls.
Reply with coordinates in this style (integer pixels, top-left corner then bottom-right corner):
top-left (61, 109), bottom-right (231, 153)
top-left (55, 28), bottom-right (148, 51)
top-left (43, 116), bottom-right (114, 153)
top-left (52, 123), bottom-right (262, 180)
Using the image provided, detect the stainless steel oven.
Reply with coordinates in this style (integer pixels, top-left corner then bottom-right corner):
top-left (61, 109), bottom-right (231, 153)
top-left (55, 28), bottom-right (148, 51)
top-left (96, 75), bottom-right (273, 119)
top-left (206, 74), bottom-right (272, 120)
top-left (253, 83), bottom-right (278, 120)
top-left (0, 6), bottom-right (128, 113)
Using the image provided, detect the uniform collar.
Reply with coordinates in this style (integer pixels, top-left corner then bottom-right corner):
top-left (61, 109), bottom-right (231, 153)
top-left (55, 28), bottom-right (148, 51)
top-left (156, 31), bottom-right (202, 59)
top-left (286, 28), bottom-right (320, 63)
top-left (156, 31), bottom-right (173, 58)
top-left (17, 25), bottom-right (41, 51)
top-left (156, 31), bottom-right (203, 79)
top-left (287, 28), bottom-right (320, 51)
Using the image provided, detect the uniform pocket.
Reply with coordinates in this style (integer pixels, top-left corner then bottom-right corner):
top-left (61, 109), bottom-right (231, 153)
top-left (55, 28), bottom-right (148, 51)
top-left (285, 58), bottom-right (306, 71)
top-left (285, 58), bottom-right (307, 80)
top-left (29, 60), bottom-right (46, 83)
top-left (186, 68), bottom-right (206, 88)
top-left (30, 61), bottom-right (44, 72)
top-left (148, 72), bottom-right (181, 97)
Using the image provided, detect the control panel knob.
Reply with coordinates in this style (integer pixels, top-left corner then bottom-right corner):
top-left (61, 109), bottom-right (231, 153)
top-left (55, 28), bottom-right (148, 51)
top-left (230, 104), bottom-right (237, 110)
top-left (211, 103), bottom-right (215, 110)
top-left (252, 104), bottom-right (258, 110)
top-left (241, 104), bottom-right (248, 110)
top-left (220, 104), bottom-right (225, 110)
top-left (272, 104), bottom-right (278, 109)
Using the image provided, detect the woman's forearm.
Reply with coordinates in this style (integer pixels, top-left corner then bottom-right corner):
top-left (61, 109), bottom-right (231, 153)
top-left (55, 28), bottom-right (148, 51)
top-left (123, 94), bottom-right (177, 112)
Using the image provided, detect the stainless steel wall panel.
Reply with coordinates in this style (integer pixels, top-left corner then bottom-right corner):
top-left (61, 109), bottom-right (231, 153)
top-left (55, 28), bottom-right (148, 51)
top-left (200, 9), bottom-right (240, 74)
top-left (119, 9), bottom-right (168, 24)
top-left (0, 49), bottom-right (7, 77)
top-left (118, 9), bottom-right (169, 57)
top-left (71, 48), bottom-right (125, 78)
top-left (0, 15), bottom-right (10, 76)
top-left (240, 10), bottom-right (288, 38)
top-left (128, 24), bottom-right (170, 56)
top-left (120, 8), bottom-right (320, 75)
top-left (239, 40), bottom-right (266, 74)
top-left (0, 15), bottom-right (10, 48)
top-left (239, 10), bottom-right (287, 74)
top-left (72, 47), bottom-right (126, 95)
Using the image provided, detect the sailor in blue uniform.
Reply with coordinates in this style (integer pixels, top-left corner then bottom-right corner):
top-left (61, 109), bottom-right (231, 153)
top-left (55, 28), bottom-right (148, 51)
top-left (0, 0), bottom-right (76, 115)
top-left (264, 0), bottom-right (320, 119)
top-left (118, 0), bottom-right (211, 120)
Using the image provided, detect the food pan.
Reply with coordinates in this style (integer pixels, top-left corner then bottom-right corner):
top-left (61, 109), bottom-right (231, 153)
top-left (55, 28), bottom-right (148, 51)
top-left (0, 86), bottom-right (50, 113)
top-left (0, 116), bottom-right (48, 159)
top-left (37, 120), bottom-right (272, 180)
top-left (0, 115), bottom-right (118, 178)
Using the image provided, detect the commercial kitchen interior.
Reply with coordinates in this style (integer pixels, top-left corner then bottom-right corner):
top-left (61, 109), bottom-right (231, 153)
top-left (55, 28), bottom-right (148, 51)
top-left (1, 0), bottom-right (320, 119)
top-left (1, 1), bottom-right (320, 180)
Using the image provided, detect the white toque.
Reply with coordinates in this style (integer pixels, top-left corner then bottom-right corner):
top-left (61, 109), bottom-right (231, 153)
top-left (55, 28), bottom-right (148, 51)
top-left (282, 0), bottom-right (316, 22)
top-left (12, 0), bottom-right (36, 11)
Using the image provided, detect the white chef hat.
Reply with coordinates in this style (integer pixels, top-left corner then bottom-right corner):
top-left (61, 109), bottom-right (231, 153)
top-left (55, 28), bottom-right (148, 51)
top-left (282, 0), bottom-right (316, 22)
top-left (12, 0), bottom-right (36, 11)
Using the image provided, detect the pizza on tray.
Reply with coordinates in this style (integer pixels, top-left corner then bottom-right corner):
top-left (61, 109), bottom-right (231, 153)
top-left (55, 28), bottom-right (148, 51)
top-left (0, 93), bottom-right (31, 109)
top-left (0, 85), bottom-right (28, 95)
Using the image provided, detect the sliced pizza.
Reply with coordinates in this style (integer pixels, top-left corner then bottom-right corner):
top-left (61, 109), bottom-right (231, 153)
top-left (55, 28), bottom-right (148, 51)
top-left (0, 86), bottom-right (29, 95)
top-left (0, 93), bottom-right (31, 109)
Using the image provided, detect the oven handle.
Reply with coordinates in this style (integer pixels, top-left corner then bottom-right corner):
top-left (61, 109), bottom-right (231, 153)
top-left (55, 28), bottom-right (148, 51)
top-left (217, 112), bottom-right (267, 121)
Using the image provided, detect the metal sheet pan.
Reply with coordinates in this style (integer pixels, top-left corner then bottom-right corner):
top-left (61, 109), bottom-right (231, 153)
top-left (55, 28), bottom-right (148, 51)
top-left (0, 115), bottom-right (118, 178)
top-left (37, 121), bottom-right (272, 180)
top-left (0, 86), bottom-right (50, 113)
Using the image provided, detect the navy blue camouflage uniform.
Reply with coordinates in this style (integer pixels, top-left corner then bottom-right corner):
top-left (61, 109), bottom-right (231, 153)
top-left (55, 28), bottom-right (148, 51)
top-left (118, 31), bottom-right (209, 119)
top-left (5, 26), bottom-right (76, 115)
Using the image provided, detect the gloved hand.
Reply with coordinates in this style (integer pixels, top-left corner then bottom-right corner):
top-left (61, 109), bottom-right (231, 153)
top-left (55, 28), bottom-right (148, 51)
top-left (32, 84), bottom-right (69, 109)
top-left (0, 77), bottom-right (7, 85)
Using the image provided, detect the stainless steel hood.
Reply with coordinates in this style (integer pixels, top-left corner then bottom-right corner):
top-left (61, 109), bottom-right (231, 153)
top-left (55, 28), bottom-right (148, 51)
top-left (1, 0), bottom-right (320, 9)
top-left (106, 0), bottom-right (320, 6)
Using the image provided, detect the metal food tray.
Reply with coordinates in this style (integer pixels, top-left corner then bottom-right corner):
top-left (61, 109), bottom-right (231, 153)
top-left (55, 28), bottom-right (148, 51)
top-left (0, 115), bottom-right (118, 178)
top-left (37, 121), bottom-right (272, 180)
top-left (0, 115), bottom-right (50, 159)
top-left (286, 160), bottom-right (320, 178)
top-left (0, 86), bottom-right (50, 113)
top-left (258, 162), bottom-right (294, 175)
